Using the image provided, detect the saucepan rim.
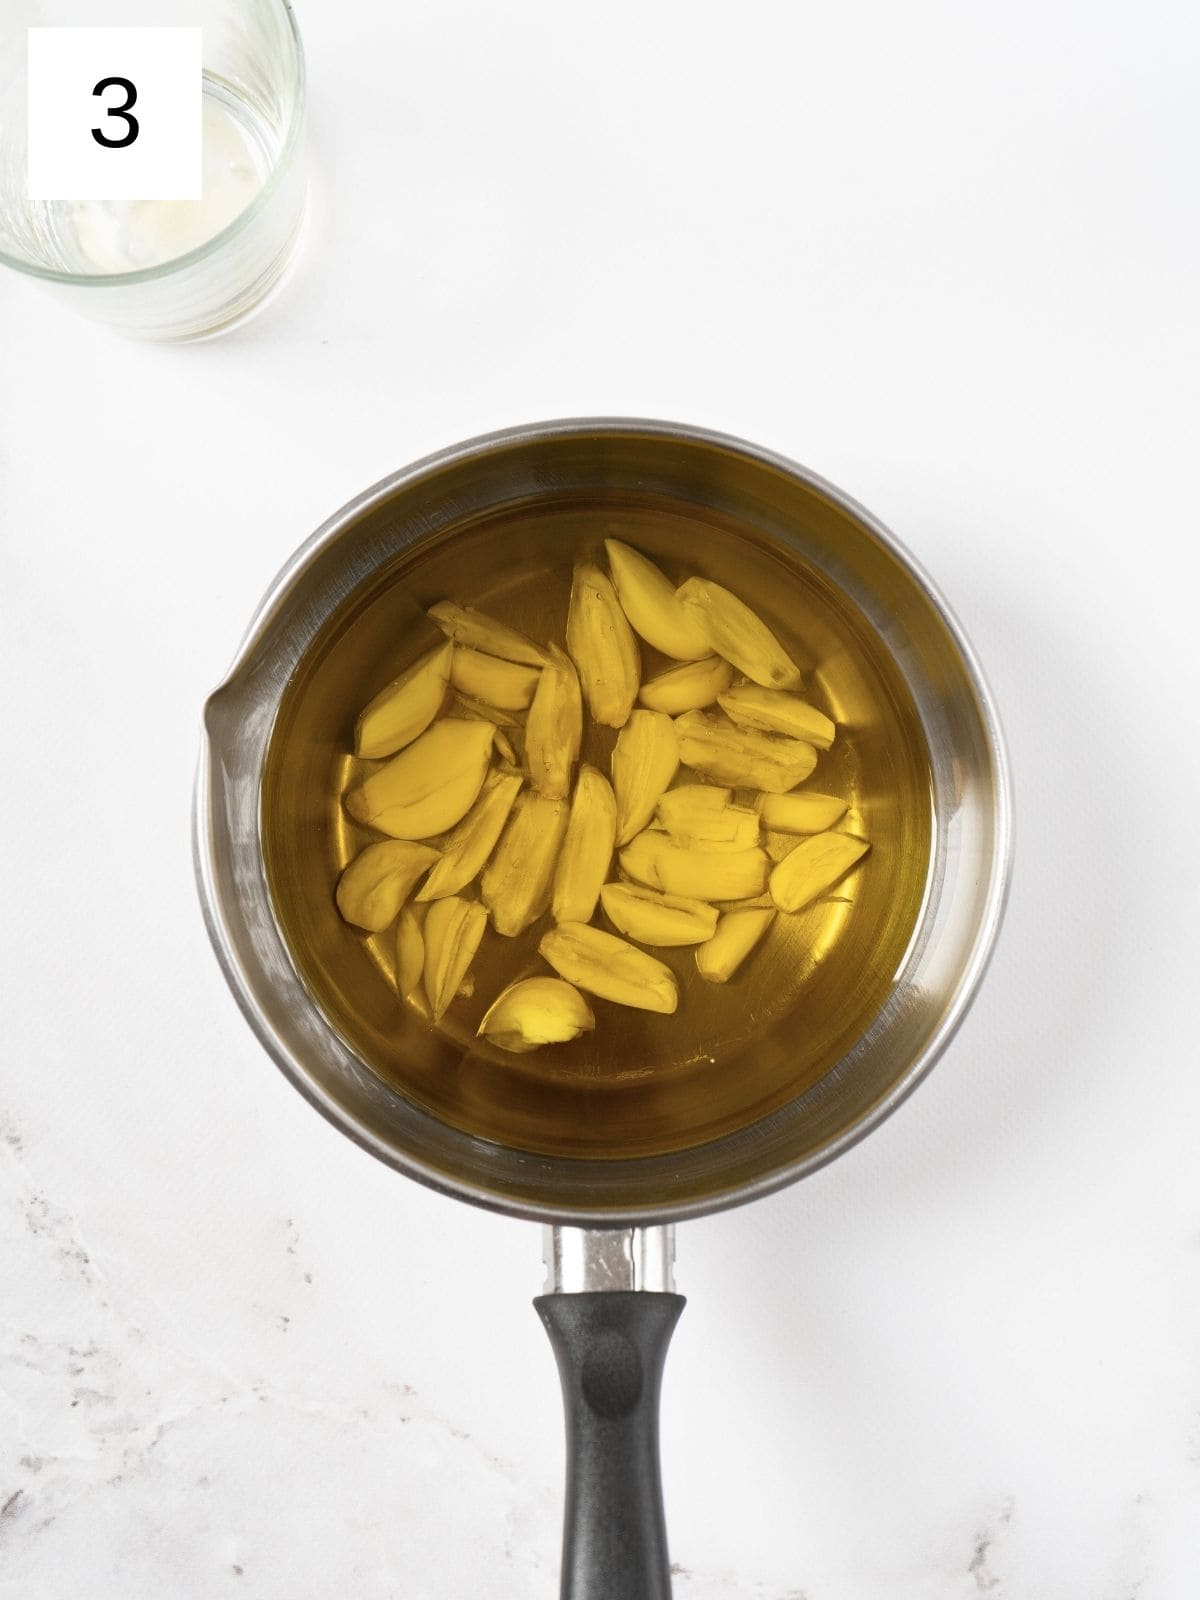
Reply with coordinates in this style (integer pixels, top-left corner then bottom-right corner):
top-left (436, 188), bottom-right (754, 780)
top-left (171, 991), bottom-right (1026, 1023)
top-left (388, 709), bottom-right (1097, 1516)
top-left (194, 416), bottom-right (1013, 1224)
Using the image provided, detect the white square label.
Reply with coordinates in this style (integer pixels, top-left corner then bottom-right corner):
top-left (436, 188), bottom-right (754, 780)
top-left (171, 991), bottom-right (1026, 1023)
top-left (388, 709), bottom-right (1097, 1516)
top-left (27, 27), bottom-right (202, 201)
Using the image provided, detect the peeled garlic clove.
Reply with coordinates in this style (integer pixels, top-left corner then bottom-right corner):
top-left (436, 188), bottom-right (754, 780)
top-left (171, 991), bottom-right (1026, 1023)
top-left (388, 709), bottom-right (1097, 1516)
top-left (658, 783), bottom-right (731, 814)
top-left (612, 709), bottom-right (679, 846)
top-left (769, 832), bottom-right (870, 913)
top-left (422, 896), bottom-right (488, 1022)
top-left (539, 923), bottom-right (678, 1013)
top-left (526, 644), bottom-right (582, 800)
top-left (566, 561), bottom-right (640, 729)
top-left (492, 727), bottom-right (519, 765)
top-left (619, 830), bottom-right (769, 901)
top-left (604, 539), bottom-right (712, 660)
top-left (455, 715), bottom-right (522, 765)
top-left (477, 976), bottom-right (595, 1053)
top-left (764, 831), bottom-right (802, 864)
top-left (674, 710), bottom-right (817, 793)
top-left (656, 784), bottom-right (761, 851)
top-left (451, 693), bottom-right (521, 728)
top-left (675, 578), bottom-right (804, 690)
top-left (600, 882), bottom-right (718, 947)
top-left (416, 769), bottom-right (523, 901)
top-left (718, 685), bottom-right (835, 749)
top-left (335, 840), bottom-right (441, 931)
top-left (450, 647), bottom-right (541, 711)
top-left (481, 790), bottom-right (570, 936)
top-left (355, 638), bottom-right (453, 760)
top-left (638, 654), bottom-right (732, 715)
top-left (345, 719), bottom-right (494, 838)
top-left (552, 764), bottom-right (617, 924)
top-left (396, 905), bottom-right (427, 998)
top-left (695, 908), bottom-right (776, 982)
top-left (428, 601), bottom-right (551, 667)
top-left (756, 792), bottom-right (848, 834)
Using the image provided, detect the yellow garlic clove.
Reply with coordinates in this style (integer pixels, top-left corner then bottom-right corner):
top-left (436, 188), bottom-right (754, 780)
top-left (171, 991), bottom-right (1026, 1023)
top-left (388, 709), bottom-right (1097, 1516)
top-left (675, 578), bottom-right (804, 690)
top-left (656, 784), bottom-right (761, 852)
top-left (395, 905), bottom-right (427, 999)
top-left (612, 709), bottom-right (679, 846)
top-left (769, 832), bottom-right (870, 913)
top-left (427, 601), bottom-right (551, 667)
top-left (492, 728), bottom-right (519, 765)
top-left (566, 561), bottom-right (641, 729)
top-left (638, 654), bottom-right (732, 715)
top-left (619, 829), bottom-right (769, 901)
top-left (552, 764), bottom-right (618, 925)
top-left (354, 639), bottom-right (453, 760)
top-left (539, 923), bottom-right (679, 1013)
top-left (604, 539), bottom-right (712, 660)
top-left (674, 710), bottom-right (817, 793)
top-left (756, 791), bottom-right (848, 834)
top-left (449, 647), bottom-right (541, 711)
top-left (718, 685), bottom-right (835, 749)
top-left (422, 896), bottom-right (488, 1022)
top-left (695, 908), bottom-right (776, 982)
top-left (335, 840), bottom-right (441, 931)
top-left (345, 719), bottom-right (494, 838)
top-left (659, 783), bottom-right (731, 812)
top-left (481, 790), bottom-right (570, 936)
top-left (599, 882), bottom-right (718, 946)
top-left (477, 977), bottom-right (595, 1053)
top-left (764, 832), bottom-right (801, 864)
top-left (416, 769), bottom-right (523, 901)
top-left (451, 693), bottom-right (521, 728)
top-left (526, 644), bottom-right (583, 801)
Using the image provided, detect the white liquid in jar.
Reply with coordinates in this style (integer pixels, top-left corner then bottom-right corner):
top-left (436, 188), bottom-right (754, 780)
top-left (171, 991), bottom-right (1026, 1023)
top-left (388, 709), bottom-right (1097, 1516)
top-left (46, 79), bottom-right (275, 275)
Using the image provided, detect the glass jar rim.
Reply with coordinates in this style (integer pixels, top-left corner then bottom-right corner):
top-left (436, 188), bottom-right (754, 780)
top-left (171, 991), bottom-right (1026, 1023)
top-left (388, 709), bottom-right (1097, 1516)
top-left (0, 0), bottom-right (306, 288)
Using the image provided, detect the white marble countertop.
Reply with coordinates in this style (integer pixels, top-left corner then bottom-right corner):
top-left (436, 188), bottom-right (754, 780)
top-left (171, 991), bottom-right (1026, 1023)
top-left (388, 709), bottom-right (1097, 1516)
top-left (3, 2), bottom-right (1198, 1595)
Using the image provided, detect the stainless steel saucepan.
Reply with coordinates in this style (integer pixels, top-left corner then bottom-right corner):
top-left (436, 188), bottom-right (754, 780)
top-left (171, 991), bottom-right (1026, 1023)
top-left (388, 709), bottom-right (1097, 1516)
top-left (194, 418), bottom-right (1012, 1600)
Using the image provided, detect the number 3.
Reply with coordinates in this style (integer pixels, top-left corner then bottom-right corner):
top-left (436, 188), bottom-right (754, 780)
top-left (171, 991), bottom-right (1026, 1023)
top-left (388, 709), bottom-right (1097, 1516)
top-left (91, 77), bottom-right (139, 148)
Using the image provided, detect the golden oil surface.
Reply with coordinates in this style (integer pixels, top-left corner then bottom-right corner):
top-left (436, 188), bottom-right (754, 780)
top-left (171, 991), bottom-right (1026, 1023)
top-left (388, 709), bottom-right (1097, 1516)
top-left (262, 502), bottom-right (934, 1159)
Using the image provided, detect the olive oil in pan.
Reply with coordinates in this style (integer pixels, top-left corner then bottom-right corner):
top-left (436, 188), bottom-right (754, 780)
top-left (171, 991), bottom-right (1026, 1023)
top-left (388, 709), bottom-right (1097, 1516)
top-left (262, 502), bottom-right (934, 1160)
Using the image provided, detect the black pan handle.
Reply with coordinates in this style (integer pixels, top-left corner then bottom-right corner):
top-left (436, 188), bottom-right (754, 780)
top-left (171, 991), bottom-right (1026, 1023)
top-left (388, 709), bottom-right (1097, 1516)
top-left (536, 1288), bottom-right (685, 1600)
